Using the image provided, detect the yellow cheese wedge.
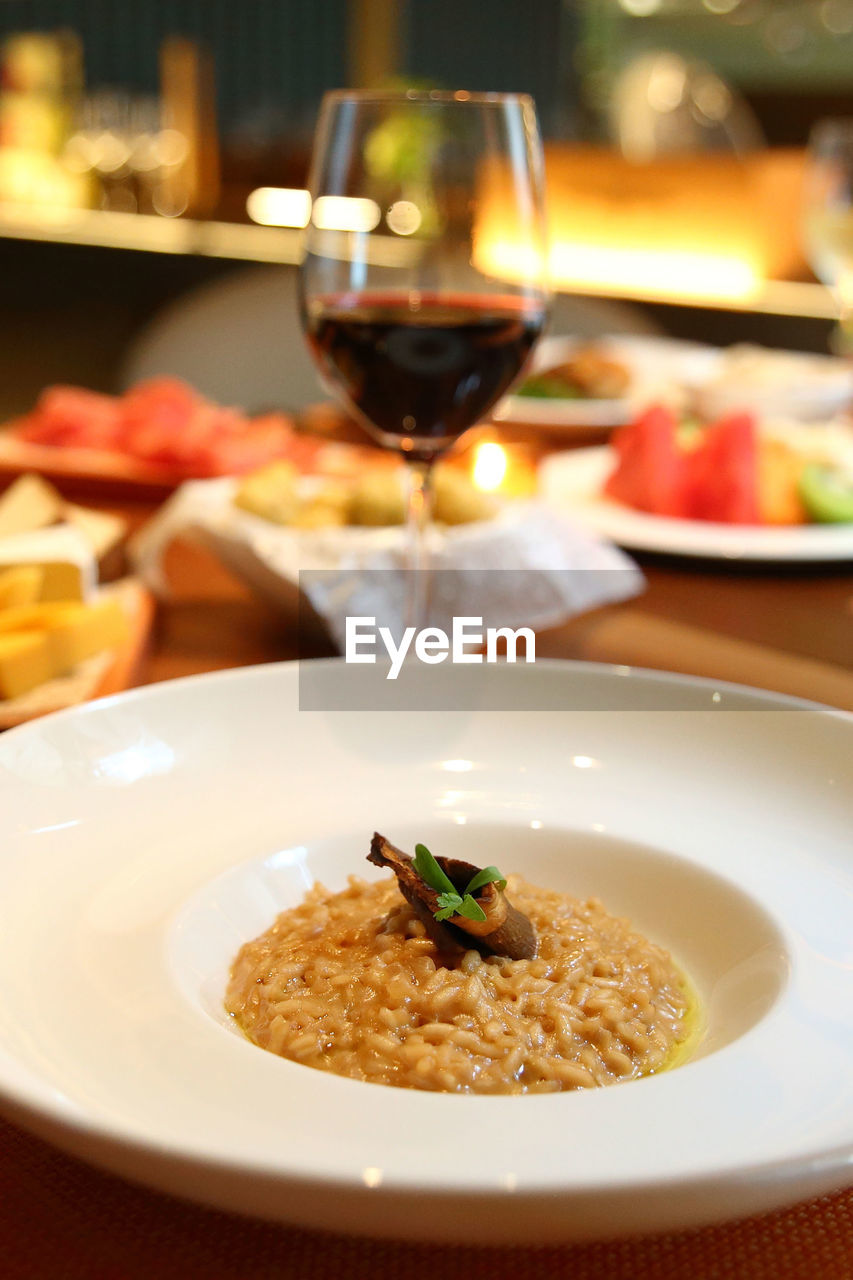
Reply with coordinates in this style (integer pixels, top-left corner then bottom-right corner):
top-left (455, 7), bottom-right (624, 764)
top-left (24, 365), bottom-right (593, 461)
top-left (41, 597), bottom-right (128, 672)
top-left (64, 504), bottom-right (126, 560)
top-left (0, 602), bottom-right (79, 635)
top-left (36, 563), bottom-right (87, 601)
top-left (0, 526), bottom-right (96, 601)
top-left (0, 565), bottom-right (45, 609)
top-left (0, 630), bottom-right (56, 699)
top-left (0, 596), bottom-right (127, 675)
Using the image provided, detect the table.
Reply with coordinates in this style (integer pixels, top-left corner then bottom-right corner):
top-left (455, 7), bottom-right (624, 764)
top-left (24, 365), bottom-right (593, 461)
top-left (138, 509), bottom-right (853, 710)
top-left (1, 493), bottom-right (852, 1279)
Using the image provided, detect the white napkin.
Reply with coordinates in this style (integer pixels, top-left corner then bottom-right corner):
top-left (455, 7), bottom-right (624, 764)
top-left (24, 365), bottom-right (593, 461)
top-left (130, 478), bottom-right (644, 648)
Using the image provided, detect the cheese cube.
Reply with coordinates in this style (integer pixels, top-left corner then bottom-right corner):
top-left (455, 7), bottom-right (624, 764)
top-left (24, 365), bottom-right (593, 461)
top-left (41, 597), bottom-right (128, 672)
top-left (0, 525), bottom-right (96, 601)
top-left (0, 602), bottom-right (79, 636)
top-left (0, 630), bottom-right (56, 699)
top-left (0, 596), bottom-right (128, 676)
top-left (0, 566), bottom-right (45, 609)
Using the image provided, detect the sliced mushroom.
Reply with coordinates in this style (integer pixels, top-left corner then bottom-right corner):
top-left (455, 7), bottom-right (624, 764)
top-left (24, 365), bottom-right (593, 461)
top-left (368, 832), bottom-right (537, 961)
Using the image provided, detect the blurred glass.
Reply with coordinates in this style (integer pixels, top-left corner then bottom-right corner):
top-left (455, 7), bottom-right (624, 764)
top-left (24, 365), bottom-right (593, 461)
top-left (610, 52), bottom-right (763, 161)
top-left (802, 119), bottom-right (853, 353)
top-left (63, 90), bottom-right (189, 215)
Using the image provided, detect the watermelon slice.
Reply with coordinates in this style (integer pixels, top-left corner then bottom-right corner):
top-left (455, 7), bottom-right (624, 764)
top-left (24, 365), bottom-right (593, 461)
top-left (8, 377), bottom-right (314, 480)
top-left (15, 386), bottom-right (122, 450)
top-left (684, 412), bottom-right (761, 524)
top-left (603, 404), bottom-right (688, 517)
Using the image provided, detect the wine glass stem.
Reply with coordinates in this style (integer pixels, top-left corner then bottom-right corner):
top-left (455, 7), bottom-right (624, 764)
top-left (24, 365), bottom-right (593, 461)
top-left (404, 457), bottom-right (434, 632)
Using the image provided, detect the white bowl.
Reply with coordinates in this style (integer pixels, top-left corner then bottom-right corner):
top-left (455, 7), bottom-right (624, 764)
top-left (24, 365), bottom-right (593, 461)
top-left (0, 660), bottom-right (850, 1242)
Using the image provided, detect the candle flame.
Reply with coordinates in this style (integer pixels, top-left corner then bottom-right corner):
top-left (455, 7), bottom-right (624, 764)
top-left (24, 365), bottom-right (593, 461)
top-left (472, 442), bottom-right (509, 492)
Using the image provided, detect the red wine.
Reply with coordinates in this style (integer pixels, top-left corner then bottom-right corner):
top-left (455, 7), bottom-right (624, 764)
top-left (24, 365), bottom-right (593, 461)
top-left (304, 293), bottom-right (546, 457)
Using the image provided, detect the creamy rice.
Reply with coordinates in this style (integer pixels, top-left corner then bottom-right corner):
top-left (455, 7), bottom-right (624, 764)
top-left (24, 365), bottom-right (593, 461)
top-left (226, 874), bottom-right (691, 1094)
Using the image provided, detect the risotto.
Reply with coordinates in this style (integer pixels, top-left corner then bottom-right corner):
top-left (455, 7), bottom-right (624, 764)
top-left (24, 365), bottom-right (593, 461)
top-left (226, 872), bottom-right (693, 1094)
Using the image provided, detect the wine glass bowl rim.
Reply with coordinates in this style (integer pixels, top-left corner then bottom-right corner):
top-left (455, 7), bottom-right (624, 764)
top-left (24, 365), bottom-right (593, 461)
top-left (320, 88), bottom-right (535, 109)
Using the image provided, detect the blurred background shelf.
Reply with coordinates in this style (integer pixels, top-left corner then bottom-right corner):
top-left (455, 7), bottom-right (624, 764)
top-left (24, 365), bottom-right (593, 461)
top-left (0, 203), bottom-right (303, 263)
top-left (0, 202), bottom-right (838, 320)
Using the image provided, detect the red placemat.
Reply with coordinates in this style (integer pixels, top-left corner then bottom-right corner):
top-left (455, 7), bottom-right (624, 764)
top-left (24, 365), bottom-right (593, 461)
top-left (1, 1115), bottom-right (850, 1280)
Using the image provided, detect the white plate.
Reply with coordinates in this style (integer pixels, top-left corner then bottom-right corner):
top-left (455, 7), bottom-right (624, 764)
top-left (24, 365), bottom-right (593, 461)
top-left (494, 335), bottom-right (719, 429)
top-left (0, 660), bottom-right (851, 1243)
top-left (495, 392), bottom-right (632, 428)
top-left (541, 447), bottom-right (853, 562)
top-left (497, 336), bottom-right (853, 430)
top-left (694, 344), bottom-right (853, 422)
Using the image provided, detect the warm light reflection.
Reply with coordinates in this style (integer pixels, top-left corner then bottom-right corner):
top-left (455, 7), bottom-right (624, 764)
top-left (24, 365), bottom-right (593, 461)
top-left (550, 243), bottom-right (760, 300)
top-left (312, 195), bottom-right (381, 232)
top-left (440, 758), bottom-right (475, 773)
top-left (466, 439), bottom-right (537, 497)
top-left (481, 238), bottom-right (761, 302)
top-left (0, 147), bottom-right (90, 209)
top-left (386, 199), bottom-right (422, 235)
top-left (472, 146), bottom-right (801, 304)
top-left (571, 755), bottom-right (601, 770)
top-left (95, 740), bottom-right (176, 783)
top-left (472, 441), bottom-right (508, 492)
top-left (246, 186), bottom-right (311, 227)
top-left (619, 0), bottom-right (662, 11)
top-left (247, 188), bottom-right (387, 234)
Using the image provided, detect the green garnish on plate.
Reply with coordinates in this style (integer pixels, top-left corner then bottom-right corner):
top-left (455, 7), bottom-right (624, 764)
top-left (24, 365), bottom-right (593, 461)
top-left (413, 842), bottom-right (507, 924)
top-left (516, 374), bottom-right (581, 400)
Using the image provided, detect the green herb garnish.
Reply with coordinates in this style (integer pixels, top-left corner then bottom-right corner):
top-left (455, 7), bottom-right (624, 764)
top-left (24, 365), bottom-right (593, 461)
top-left (517, 374), bottom-right (581, 400)
top-left (414, 843), bottom-right (506, 924)
top-left (434, 892), bottom-right (487, 923)
top-left (465, 865), bottom-right (507, 894)
top-left (413, 843), bottom-right (456, 895)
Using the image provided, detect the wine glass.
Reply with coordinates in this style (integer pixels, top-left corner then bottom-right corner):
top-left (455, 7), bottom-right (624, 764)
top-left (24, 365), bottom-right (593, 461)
top-left (298, 90), bottom-right (549, 629)
top-left (802, 119), bottom-right (853, 355)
